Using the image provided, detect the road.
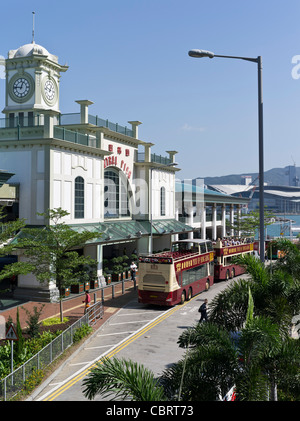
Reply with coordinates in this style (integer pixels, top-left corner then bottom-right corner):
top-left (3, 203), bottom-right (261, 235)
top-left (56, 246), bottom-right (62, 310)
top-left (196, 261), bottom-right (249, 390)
top-left (33, 277), bottom-right (240, 402)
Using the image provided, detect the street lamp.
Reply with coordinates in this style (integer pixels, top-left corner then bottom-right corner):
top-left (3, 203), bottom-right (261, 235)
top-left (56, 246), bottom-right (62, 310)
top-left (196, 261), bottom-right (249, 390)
top-left (188, 49), bottom-right (265, 263)
top-left (150, 162), bottom-right (178, 254)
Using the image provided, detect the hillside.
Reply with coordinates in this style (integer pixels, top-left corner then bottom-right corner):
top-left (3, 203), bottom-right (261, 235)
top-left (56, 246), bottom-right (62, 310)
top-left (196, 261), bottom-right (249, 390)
top-left (198, 166), bottom-right (300, 187)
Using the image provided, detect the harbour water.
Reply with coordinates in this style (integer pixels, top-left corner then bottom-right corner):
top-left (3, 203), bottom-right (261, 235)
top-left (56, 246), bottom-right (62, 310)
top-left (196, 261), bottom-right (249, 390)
top-left (265, 214), bottom-right (300, 239)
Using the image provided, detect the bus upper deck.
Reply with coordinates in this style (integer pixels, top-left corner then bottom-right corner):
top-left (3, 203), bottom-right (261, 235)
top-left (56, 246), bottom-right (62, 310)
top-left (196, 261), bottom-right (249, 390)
top-left (139, 239), bottom-right (214, 263)
top-left (213, 237), bottom-right (254, 280)
top-left (138, 239), bottom-right (214, 306)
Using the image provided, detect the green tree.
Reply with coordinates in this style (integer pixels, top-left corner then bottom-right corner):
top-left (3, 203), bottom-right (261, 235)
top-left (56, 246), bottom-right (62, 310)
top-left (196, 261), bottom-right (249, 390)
top-left (226, 207), bottom-right (274, 237)
top-left (15, 307), bottom-right (24, 359)
top-left (19, 208), bottom-right (100, 321)
top-left (0, 207), bottom-right (32, 282)
top-left (209, 252), bottom-right (300, 334)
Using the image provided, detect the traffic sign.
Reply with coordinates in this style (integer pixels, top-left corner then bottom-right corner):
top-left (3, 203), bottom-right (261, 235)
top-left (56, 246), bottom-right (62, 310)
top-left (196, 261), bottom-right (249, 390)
top-left (6, 324), bottom-right (18, 341)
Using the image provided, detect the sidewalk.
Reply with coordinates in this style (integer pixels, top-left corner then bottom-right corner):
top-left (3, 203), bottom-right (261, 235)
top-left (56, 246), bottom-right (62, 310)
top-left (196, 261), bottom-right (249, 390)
top-left (0, 279), bottom-right (138, 333)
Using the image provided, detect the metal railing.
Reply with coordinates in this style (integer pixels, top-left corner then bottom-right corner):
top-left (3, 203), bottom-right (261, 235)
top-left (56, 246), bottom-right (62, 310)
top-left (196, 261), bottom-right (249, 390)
top-left (0, 301), bottom-right (103, 401)
top-left (53, 126), bottom-right (99, 148)
top-left (59, 113), bottom-right (134, 137)
top-left (137, 152), bottom-right (172, 165)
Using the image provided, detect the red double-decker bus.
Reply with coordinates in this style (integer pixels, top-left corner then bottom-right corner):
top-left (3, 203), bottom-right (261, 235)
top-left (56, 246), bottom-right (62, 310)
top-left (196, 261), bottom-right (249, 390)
top-left (213, 238), bottom-right (254, 281)
top-left (138, 239), bottom-right (214, 306)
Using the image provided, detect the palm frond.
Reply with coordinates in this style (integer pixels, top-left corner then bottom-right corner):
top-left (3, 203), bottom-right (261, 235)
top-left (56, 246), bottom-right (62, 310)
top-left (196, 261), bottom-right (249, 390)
top-left (82, 357), bottom-right (166, 401)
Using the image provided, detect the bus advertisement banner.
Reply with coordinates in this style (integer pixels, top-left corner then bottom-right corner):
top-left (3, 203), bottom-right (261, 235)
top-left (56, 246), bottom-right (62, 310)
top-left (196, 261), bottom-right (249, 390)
top-left (216, 243), bottom-right (253, 257)
top-left (175, 252), bottom-right (214, 273)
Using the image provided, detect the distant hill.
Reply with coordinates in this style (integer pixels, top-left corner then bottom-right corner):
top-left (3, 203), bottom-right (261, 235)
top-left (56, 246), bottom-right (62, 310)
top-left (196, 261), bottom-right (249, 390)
top-left (198, 166), bottom-right (300, 187)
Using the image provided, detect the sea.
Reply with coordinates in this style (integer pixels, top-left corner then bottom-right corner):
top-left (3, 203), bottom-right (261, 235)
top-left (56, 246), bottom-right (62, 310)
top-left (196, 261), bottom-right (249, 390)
top-left (263, 214), bottom-right (300, 240)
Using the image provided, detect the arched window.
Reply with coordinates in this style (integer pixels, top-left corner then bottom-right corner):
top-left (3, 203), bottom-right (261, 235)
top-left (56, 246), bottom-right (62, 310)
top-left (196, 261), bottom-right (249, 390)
top-left (75, 176), bottom-right (84, 219)
top-left (104, 169), bottom-right (130, 218)
top-left (160, 186), bottom-right (166, 216)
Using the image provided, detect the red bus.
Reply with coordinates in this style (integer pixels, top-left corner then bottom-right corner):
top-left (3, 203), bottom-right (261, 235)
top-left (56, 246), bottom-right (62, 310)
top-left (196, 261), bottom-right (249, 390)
top-left (138, 239), bottom-right (214, 306)
top-left (213, 238), bottom-right (254, 281)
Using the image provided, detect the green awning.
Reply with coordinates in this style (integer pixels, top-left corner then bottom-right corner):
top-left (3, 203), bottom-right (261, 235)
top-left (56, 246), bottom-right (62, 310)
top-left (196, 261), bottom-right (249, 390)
top-left (11, 219), bottom-right (193, 247)
top-left (139, 219), bottom-right (194, 235)
top-left (70, 220), bottom-right (149, 244)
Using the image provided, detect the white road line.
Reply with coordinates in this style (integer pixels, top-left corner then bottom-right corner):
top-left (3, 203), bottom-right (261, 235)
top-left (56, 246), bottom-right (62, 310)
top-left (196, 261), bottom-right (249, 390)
top-left (85, 344), bottom-right (116, 350)
top-left (116, 311), bottom-right (164, 317)
top-left (69, 361), bottom-right (95, 366)
top-left (110, 319), bottom-right (153, 326)
top-left (97, 331), bottom-right (134, 337)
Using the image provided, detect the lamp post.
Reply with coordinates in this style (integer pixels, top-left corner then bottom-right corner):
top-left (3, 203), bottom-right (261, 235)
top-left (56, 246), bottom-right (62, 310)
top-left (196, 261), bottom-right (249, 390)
top-left (188, 49), bottom-right (265, 263)
top-left (149, 162), bottom-right (178, 254)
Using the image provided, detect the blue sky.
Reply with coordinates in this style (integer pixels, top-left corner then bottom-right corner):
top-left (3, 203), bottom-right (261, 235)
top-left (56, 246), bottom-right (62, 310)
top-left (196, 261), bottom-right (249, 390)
top-left (1, 0), bottom-right (300, 179)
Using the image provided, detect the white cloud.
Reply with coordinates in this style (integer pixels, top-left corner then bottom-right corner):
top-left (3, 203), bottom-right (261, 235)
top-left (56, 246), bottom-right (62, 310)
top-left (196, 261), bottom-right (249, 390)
top-left (181, 123), bottom-right (206, 132)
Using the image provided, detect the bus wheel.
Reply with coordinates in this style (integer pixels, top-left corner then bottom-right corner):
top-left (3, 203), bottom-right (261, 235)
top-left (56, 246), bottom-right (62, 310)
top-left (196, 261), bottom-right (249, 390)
top-left (187, 288), bottom-right (192, 300)
top-left (226, 270), bottom-right (230, 281)
top-left (231, 268), bottom-right (235, 279)
top-left (205, 280), bottom-right (210, 291)
top-left (180, 290), bottom-right (186, 304)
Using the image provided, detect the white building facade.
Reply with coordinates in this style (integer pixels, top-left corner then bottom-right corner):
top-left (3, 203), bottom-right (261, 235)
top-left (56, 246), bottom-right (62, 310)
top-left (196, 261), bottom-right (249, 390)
top-left (0, 41), bottom-right (188, 301)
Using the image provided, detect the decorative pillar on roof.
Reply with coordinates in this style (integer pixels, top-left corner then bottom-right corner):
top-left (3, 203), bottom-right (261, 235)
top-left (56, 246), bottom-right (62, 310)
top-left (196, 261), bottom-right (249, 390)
top-left (144, 142), bottom-right (154, 163)
top-left (128, 121), bottom-right (142, 139)
top-left (76, 100), bottom-right (94, 124)
top-left (166, 150), bottom-right (178, 164)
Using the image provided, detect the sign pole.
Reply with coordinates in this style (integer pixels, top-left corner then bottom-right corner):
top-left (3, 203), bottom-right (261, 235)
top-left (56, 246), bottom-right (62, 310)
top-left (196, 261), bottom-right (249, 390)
top-left (5, 323), bottom-right (18, 384)
top-left (11, 340), bottom-right (13, 380)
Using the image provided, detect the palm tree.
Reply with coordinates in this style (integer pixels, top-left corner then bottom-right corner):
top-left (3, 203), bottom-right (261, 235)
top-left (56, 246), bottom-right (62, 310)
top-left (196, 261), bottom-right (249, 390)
top-left (82, 357), bottom-right (166, 401)
top-left (209, 252), bottom-right (300, 335)
top-left (82, 244), bottom-right (300, 401)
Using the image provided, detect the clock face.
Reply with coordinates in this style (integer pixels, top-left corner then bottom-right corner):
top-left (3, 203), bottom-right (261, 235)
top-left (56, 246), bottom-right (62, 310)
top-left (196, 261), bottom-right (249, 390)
top-left (13, 77), bottom-right (30, 98)
top-left (44, 79), bottom-right (55, 101)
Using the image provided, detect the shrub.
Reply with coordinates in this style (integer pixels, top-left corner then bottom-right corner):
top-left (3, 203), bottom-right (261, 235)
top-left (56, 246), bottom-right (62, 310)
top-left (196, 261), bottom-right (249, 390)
top-left (42, 317), bottom-right (69, 326)
top-left (21, 304), bottom-right (45, 338)
top-left (73, 324), bottom-right (93, 343)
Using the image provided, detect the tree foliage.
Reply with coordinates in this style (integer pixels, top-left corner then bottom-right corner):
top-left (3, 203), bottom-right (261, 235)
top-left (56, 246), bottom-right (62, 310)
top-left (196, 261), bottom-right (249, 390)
top-left (16, 208), bottom-right (100, 320)
top-left (226, 207), bottom-right (274, 237)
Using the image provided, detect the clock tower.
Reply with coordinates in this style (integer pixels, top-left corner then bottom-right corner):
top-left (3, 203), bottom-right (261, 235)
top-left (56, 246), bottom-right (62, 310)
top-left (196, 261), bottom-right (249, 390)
top-left (2, 41), bottom-right (68, 124)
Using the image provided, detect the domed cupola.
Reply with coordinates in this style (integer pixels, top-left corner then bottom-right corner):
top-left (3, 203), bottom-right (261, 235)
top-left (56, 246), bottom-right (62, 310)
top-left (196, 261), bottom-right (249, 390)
top-left (3, 40), bottom-right (68, 119)
top-left (8, 42), bottom-right (58, 63)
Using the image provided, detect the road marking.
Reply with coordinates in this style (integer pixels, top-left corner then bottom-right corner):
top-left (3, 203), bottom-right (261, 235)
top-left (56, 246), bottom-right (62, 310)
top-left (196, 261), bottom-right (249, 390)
top-left (115, 311), bottom-right (163, 317)
top-left (69, 361), bottom-right (95, 366)
top-left (38, 295), bottom-right (199, 401)
top-left (97, 330), bottom-right (134, 337)
top-left (85, 344), bottom-right (116, 350)
top-left (109, 319), bottom-right (154, 326)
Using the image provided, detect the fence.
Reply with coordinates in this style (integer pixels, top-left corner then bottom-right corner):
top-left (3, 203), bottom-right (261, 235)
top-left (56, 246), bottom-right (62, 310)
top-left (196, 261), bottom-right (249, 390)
top-left (0, 301), bottom-right (103, 401)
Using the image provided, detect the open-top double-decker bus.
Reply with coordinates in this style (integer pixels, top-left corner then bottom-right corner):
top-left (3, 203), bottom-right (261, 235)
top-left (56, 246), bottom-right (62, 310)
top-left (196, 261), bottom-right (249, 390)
top-left (138, 239), bottom-right (214, 306)
top-left (213, 238), bottom-right (254, 281)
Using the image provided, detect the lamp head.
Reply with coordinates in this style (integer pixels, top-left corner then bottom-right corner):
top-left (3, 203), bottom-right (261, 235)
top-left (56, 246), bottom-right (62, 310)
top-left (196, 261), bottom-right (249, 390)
top-left (188, 49), bottom-right (214, 59)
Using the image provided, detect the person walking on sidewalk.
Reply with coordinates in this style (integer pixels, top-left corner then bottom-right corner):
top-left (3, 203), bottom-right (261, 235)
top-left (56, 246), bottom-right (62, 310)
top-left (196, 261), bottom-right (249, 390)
top-left (199, 299), bottom-right (208, 323)
top-left (83, 290), bottom-right (91, 314)
top-left (130, 261), bottom-right (137, 282)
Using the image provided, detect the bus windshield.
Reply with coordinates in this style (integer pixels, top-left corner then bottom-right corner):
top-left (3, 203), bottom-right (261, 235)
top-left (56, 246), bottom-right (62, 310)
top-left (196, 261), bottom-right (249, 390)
top-left (171, 242), bottom-right (198, 254)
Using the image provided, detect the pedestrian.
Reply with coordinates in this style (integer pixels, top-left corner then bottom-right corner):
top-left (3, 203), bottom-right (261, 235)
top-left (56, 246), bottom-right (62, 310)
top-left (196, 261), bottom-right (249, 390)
top-left (83, 290), bottom-right (91, 314)
top-left (198, 299), bottom-right (208, 322)
top-left (130, 261), bottom-right (137, 282)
